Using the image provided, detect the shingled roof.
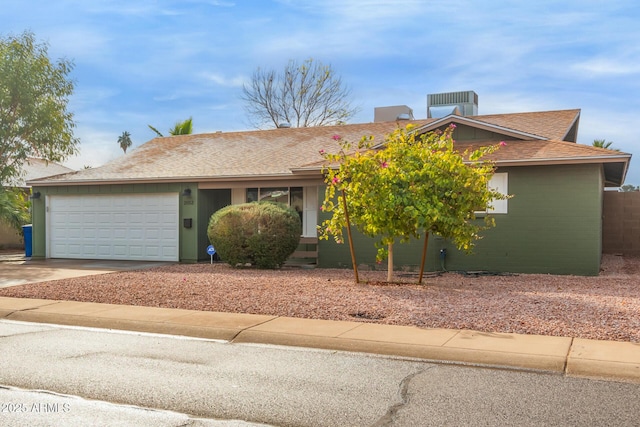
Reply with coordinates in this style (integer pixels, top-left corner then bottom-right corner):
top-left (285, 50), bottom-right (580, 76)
top-left (30, 109), bottom-right (630, 187)
top-left (466, 109), bottom-right (581, 141)
top-left (8, 158), bottom-right (74, 188)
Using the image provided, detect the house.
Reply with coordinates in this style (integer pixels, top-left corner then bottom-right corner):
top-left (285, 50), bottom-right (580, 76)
top-left (28, 92), bottom-right (631, 275)
top-left (0, 158), bottom-right (73, 249)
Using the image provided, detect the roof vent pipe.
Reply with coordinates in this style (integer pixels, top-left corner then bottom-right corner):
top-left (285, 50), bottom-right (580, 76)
top-left (277, 123), bottom-right (291, 128)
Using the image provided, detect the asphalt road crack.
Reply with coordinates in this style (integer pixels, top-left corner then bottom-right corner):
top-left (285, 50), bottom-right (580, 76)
top-left (370, 366), bottom-right (432, 427)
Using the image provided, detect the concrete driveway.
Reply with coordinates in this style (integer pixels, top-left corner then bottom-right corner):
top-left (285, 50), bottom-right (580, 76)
top-left (0, 254), bottom-right (172, 288)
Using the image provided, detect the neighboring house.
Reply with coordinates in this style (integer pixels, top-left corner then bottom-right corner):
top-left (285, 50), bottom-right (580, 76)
top-left (0, 158), bottom-right (73, 249)
top-left (28, 92), bottom-right (631, 275)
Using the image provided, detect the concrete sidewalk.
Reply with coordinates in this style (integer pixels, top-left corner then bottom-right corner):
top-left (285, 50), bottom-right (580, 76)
top-left (1, 296), bottom-right (638, 383)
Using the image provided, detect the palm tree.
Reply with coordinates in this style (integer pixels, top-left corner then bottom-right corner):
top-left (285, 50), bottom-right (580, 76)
top-left (117, 131), bottom-right (133, 154)
top-left (148, 117), bottom-right (193, 137)
top-left (592, 139), bottom-right (619, 151)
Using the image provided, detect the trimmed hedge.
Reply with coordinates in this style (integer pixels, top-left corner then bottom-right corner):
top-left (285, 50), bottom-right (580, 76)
top-left (207, 202), bottom-right (302, 269)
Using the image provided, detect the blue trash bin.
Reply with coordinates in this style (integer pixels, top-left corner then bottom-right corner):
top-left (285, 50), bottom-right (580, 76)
top-left (22, 224), bottom-right (32, 257)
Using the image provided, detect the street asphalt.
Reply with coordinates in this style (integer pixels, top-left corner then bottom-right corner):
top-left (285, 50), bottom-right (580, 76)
top-left (0, 254), bottom-right (638, 384)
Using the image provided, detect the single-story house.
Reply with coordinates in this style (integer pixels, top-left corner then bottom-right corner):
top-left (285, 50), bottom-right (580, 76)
top-left (1, 158), bottom-right (73, 249)
top-left (29, 92), bottom-right (631, 275)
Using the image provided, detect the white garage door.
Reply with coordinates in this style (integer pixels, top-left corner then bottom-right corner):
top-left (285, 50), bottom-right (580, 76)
top-left (48, 194), bottom-right (179, 261)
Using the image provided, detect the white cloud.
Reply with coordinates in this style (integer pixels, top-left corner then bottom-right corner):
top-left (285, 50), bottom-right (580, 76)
top-left (3, 0), bottom-right (640, 184)
top-left (200, 72), bottom-right (247, 87)
top-left (152, 93), bottom-right (182, 102)
top-left (63, 129), bottom-right (124, 170)
top-left (276, 0), bottom-right (428, 23)
top-left (572, 58), bottom-right (640, 77)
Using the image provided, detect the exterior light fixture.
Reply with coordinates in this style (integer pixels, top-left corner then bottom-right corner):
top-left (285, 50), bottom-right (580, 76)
top-left (181, 188), bottom-right (192, 197)
top-left (30, 191), bottom-right (41, 200)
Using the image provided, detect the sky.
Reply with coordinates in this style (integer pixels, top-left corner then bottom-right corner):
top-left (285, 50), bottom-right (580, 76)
top-left (3, 0), bottom-right (640, 185)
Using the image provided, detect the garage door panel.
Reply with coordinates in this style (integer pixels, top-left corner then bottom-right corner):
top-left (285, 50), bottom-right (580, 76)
top-left (130, 229), bottom-right (144, 240)
top-left (129, 246), bottom-right (143, 257)
top-left (162, 214), bottom-right (178, 224)
top-left (67, 229), bottom-right (82, 239)
top-left (50, 228), bottom-right (65, 239)
top-left (162, 247), bottom-right (177, 258)
top-left (161, 229), bottom-right (177, 239)
top-left (68, 213), bottom-right (83, 225)
top-left (67, 244), bottom-right (82, 256)
top-left (144, 246), bottom-right (159, 256)
top-left (52, 243), bottom-right (67, 254)
top-left (113, 213), bottom-right (128, 224)
top-left (113, 245), bottom-right (128, 257)
top-left (144, 227), bottom-right (161, 237)
top-left (48, 194), bottom-right (179, 262)
top-left (112, 199), bottom-right (127, 209)
top-left (82, 245), bottom-right (97, 256)
top-left (112, 228), bottom-right (127, 239)
top-left (130, 220), bottom-right (145, 229)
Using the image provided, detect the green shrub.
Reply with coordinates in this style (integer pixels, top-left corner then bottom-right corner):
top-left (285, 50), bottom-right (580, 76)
top-left (208, 202), bottom-right (302, 269)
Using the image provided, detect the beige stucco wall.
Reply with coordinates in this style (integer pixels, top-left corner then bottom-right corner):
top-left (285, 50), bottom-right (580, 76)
top-left (603, 190), bottom-right (640, 254)
top-left (0, 221), bottom-right (23, 249)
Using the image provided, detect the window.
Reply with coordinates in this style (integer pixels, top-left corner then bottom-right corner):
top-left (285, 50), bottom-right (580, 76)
top-left (487, 172), bottom-right (508, 214)
top-left (476, 173), bottom-right (508, 214)
top-left (247, 187), bottom-right (303, 213)
top-left (246, 187), bottom-right (317, 237)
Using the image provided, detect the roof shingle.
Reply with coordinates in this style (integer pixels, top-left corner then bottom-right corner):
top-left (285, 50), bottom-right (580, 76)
top-left (30, 109), bottom-right (628, 186)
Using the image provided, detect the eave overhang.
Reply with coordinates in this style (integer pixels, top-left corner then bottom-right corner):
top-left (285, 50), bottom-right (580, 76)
top-left (494, 154), bottom-right (630, 187)
top-left (27, 171), bottom-right (325, 188)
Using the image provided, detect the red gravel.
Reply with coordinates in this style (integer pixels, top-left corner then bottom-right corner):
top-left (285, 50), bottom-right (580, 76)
top-left (1, 254), bottom-right (638, 342)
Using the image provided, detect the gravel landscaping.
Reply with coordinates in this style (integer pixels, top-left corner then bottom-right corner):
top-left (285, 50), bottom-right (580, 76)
top-left (1, 254), bottom-right (639, 342)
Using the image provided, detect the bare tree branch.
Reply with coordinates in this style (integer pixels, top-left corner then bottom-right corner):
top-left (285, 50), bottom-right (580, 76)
top-left (242, 58), bottom-right (359, 128)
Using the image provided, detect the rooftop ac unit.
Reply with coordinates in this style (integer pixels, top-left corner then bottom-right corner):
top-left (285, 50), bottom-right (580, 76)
top-left (427, 90), bottom-right (478, 118)
top-left (374, 105), bottom-right (414, 123)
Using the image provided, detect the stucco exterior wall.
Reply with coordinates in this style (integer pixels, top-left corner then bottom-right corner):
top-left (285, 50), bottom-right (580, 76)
top-left (30, 183), bottom-right (199, 262)
top-left (0, 222), bottom-right (23, 249)
top-left (602, 190), bottom-right (640, 255)
top-left (31, 162), bottom-right (605, 275)
top-left (318, 163), bottom-right (604, 276)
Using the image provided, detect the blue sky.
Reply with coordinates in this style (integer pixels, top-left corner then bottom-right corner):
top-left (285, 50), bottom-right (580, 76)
top-left (3, 0), bottom-right (640, 185)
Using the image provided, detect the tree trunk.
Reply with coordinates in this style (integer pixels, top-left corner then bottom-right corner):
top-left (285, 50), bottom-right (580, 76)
top-left (418, 232), bottom-right (429, 285)
top-left (341, 190), bottom-right (359, 283)
top-left (387, 242), bottom-right (394, 283)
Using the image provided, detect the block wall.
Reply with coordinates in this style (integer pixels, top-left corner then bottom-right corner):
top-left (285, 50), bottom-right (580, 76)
top-left (603, 191), bottom-right (640, 254)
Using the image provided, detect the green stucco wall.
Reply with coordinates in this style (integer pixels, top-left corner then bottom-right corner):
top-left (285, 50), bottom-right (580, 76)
top-left (318, 163), bottom-right (604, 275)
top-left (30, 183), bottom-right (200, 262)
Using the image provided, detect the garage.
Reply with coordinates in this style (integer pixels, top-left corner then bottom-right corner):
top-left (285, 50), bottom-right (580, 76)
top-left (47, 193), bottom-right (179, 261)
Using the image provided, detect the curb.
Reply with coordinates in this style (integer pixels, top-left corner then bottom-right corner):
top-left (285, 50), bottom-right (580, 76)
top-left (1, 296), bottom-right (638, 383)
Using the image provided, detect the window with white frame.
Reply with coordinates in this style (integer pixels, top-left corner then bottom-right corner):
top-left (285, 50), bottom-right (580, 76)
top-left (476, 172), bottom-right (508, 214)
top-left (489, 172), bottom-right (508, 213)
top-left (246, 186), bottom-right (318, 237)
